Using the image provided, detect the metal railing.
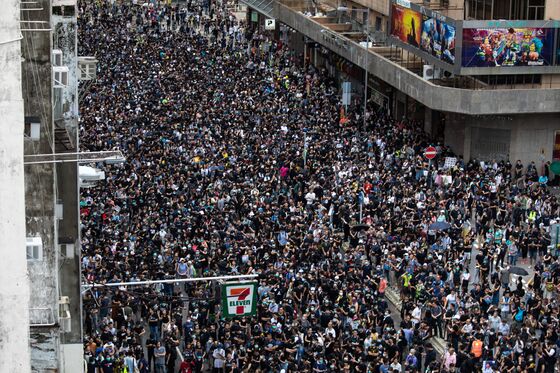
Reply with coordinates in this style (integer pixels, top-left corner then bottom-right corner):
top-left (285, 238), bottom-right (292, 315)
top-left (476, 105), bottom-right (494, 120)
top-left (29, 307), bottom-right (56, 327)
top-left (239, 0), bottom-right (275, 17)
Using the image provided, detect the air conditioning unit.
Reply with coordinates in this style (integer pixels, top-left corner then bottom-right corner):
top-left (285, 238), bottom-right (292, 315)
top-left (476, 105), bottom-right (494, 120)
top-left (79, 165), bottom-right (105, 188)
top-left (24, 116), bottom-right (41, 140)
top-left (78, 56), bottom-right (98, 81)
top-left (52, 49), bottom-right (63, 67)
top-left (59, 296), bottom-right (71, 333)
top-left (59, 296), bottom-right (70, 305)
top-left (26, 237), bottom-right (43, 261)
top-left (442, 69), bottom-right (454, 79)
top-left (423, 65), bottom-right (441, 81)
top-left (53, 66), bottom-right (69, 88)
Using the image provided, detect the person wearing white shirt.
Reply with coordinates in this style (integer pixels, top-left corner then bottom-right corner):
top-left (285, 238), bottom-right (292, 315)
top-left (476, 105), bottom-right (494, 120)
top-left (488, 311), bottom-right (501, 332)
top-left (213, 344), bottom-right (226, 370)
top-left (325, 321), bottom-right (336, 338)
top-left (411, 305), bottom-right (422, 326)
top-left (305, 191), bottom-right (316, 205)
top-left (390, 358), bottom-right (402, 372)
top-left (498, 319), bottom-right (510, 336)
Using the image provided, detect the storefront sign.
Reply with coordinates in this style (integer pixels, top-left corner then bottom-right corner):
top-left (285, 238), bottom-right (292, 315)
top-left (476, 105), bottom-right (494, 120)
top-left (265, 18), bottom-right (276, 30)
top-left (221, 281), bottom-right (258, 318)
top-left (396, 0), bottom-right (410, 8)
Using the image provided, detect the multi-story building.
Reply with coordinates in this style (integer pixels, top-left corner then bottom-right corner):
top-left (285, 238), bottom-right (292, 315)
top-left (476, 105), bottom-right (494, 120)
top-left (2, 0), bottom-right (83, 371)
top-left (244, 0), bottom-right (560, 167)
top-left (0, 1), bottom-right (32, 371)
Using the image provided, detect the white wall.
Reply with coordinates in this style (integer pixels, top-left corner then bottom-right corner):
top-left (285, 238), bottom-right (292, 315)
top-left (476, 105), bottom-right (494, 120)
top-left (0, 0), bottom-right (32, 371)
top-left (61, 343), bottom-right (84, 373)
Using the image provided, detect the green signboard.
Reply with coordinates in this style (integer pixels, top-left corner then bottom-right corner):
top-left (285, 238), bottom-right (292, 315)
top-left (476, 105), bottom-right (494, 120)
top-left (551, 161), bottom-right (560, 175)
top-left (221, 281), bottom-right (258, 318)
top-left (251, 11), bottom-right (258, 23)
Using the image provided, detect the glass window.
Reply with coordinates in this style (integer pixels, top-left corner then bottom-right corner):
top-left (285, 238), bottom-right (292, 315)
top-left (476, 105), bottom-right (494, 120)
top-left (493, 0), bottom-right (511, 19)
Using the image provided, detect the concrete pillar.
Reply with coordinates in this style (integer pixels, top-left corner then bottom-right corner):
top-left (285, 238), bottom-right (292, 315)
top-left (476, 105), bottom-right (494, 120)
top-left (463, 125), bottom-right (472, 162)
top-left (542, 0), bottom-right (560, 89)
top-left (541, 74), bottom-right (560, 89)
top-left (424, 107), bottom-right (433, 135)
top-left (0, 0), bottom-right (32, 371)
top-left (545, 0), bottom-right (560, 19)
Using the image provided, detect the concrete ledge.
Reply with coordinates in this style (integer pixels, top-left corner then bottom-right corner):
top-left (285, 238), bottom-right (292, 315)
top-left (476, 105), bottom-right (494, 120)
top-left (274, 2), bottom-right (560, 115)
top-left (323, 23), bottom-right (352, 31)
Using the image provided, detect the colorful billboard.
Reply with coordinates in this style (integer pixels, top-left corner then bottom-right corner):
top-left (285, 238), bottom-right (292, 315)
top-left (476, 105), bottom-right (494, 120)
top-left (461, 28), bottom-right (555, 67)
top-left (420, 17), bottom-right (456, 64)
top-left (390, 3), bottom-right (421, 48)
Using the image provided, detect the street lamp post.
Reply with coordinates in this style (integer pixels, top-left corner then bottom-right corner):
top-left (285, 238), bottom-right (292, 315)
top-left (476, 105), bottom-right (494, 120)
top-left (337, 6), bottom-right (370, 131)
top-left (363, 9), bottom-right (369, 132)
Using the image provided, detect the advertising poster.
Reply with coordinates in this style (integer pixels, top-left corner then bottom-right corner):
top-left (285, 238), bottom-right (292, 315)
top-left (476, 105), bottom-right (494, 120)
top-left (391, 3), bottom-right (421, 48)
top-left (462, 27), bottom-right (554, 67)
top-left (420, 17), bottom-right (456, 64)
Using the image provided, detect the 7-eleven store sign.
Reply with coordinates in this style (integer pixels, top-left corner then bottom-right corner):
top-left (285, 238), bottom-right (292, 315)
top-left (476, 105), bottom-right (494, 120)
top-left (221, 282), bottom-right (258, 318)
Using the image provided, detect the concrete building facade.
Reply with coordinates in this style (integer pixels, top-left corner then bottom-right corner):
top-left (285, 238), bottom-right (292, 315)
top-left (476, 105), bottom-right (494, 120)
top-left (244, 0), bottom-right (560, 169)
top-left (0, 1), bottom-right (32, 371)
top-left (13, 0), bottom-right (83, 371)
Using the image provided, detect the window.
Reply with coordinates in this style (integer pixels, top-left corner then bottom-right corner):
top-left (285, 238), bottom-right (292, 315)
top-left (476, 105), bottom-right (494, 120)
top-left (527, 0), bottom-right (545, 20)
top-left (468, 0), bottom-right (545, 20)
top-left (477, 74), bottom-right (542, 86)
top-left (375, 17), bottom-right (382, 32)
top-left (53, 66), bottom-right (69, 87)
top-left (26, 237), bottom-right (43, 261)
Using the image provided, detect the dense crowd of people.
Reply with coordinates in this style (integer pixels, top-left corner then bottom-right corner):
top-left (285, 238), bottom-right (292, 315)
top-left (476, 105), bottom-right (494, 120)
top-left (79, 1), bottom-right (560, 372)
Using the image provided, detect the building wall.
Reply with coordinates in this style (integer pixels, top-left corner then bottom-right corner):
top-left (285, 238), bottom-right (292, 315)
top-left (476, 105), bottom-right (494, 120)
top-left (545, 0), bottom-right (560, 19)
top-left (30, 329), bottom-right (60, 373)
top-left (53, 13), bottom-right (79, 141)
top-left (53, 9), bottom-right (83, 351)
top-left (0, 0), bottom-right (32, 371)
top-left (411, 0), bottom-right (465, 19)
top-left (445, 112), bottom-right (560, 168)
top-left (343, 0), bottom-right (390, 31)
top-left (22, 0), bottom-right (61, 370)
top-left (274, 2), bottom-right (560, 115)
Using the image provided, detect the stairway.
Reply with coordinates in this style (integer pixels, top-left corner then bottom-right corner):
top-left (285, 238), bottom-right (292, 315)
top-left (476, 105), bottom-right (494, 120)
top-left (384, 285), bottom-right (447, 355)
top-left (54, 127), bottom-right (76, 153)
top-left (239, 0), bottom-right (275, 17)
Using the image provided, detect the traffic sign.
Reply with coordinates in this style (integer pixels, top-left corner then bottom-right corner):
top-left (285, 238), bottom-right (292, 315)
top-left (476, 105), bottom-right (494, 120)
top-left (221, 281), bottom-right (258, 318)
top-left (424, 146), bottom-right (437, 160)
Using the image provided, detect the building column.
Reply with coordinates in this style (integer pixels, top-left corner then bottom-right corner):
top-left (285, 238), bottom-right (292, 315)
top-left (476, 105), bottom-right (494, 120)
top-left (424, 107), bottom-right (433, 135)
top-left (0, 1), bottom-right (32, 371)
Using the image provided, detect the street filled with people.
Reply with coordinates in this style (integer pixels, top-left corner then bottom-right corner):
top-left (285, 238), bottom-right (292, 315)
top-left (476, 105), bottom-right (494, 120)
top-left (79, 1), bottom-right (560, 372)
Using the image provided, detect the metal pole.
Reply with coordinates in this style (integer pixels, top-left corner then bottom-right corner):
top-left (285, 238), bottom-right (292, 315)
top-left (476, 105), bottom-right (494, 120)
top-left (428, 158), bottom-right (432, 188)
top-left (81, 274), bottom-right (259, 288)
top-left (362, 9), bottom-right (369, 131)
top-left (359, 195), bottom-right (363, 223)
top-left (303, 136), bottom-right (308, 168)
